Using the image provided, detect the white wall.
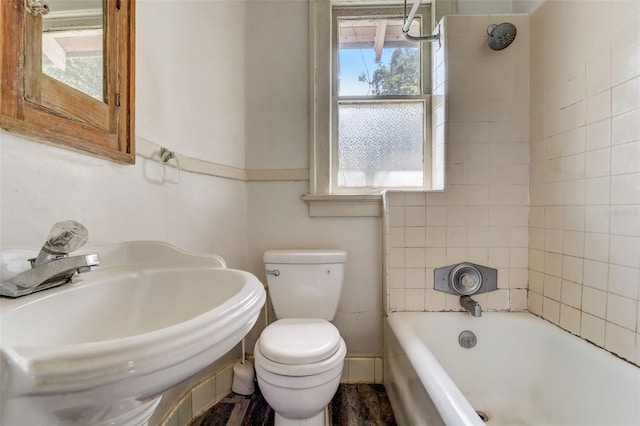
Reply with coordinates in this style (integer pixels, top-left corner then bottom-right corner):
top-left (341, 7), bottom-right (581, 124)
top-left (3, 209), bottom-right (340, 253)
top-left (447, 0), bottom-right (545, 16)
top-left (1, 0), bottom-right (249, 263)
top-left (246, 181), bottom-right (382, 355)
top-left (456, 0), bottom-right (514, 14)
top-left (245, 0), bottom-right (308, 170)
top-left (244, 0), bottom-right (383, 356)
top-left (137, 0), bottom-right (247, 167)
top-left (2, 6), bottom-right (384, 423)
top-left (0, 135), bottom-right (248, 266)
top-left (1, 2), bottom-right (250, 421)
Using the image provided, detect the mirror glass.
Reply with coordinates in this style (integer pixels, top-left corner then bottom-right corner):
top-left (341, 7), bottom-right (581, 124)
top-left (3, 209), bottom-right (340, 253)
top-left (41, 0), bottom-right (104, 101)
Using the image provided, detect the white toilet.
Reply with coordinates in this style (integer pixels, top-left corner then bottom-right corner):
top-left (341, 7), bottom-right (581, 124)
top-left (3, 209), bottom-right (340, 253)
top-left (254, 249), bottom-right (347, 426)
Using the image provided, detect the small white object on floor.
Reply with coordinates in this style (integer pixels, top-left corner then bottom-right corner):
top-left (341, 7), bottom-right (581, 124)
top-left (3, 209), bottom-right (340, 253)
top-left (232, 360), bottom-right (255, 395)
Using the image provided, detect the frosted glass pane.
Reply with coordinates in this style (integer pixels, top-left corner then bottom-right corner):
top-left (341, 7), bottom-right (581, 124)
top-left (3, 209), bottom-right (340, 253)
top-left (338, 102), bottom-right (424, 187)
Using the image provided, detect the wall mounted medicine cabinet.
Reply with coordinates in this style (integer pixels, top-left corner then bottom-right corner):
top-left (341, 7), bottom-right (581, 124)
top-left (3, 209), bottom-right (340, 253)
top-left (1, 0), bottom-right (135, 163)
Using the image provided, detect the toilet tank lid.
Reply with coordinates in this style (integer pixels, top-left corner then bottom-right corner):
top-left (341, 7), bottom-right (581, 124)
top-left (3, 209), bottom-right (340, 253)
top-left (264, 249), bottom-right (346, 264)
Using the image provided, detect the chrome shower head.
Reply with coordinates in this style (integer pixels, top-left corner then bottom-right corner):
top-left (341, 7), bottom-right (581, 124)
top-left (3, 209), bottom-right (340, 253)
top-left (487, 22), bottom-right (517, 51)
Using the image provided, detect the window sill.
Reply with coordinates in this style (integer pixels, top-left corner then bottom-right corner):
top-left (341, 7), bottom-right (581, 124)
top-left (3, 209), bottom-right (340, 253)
top-left (302, 194), bottom-right (383, 217)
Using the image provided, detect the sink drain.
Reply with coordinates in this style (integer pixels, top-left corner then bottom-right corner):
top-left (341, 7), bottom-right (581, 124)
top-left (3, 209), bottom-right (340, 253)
top-left (476, 410), bottom-right (489, 422)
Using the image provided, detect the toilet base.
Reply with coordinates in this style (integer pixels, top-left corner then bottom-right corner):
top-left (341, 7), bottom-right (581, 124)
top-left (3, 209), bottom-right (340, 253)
top-left (274, 407), bottom-right (328, 426)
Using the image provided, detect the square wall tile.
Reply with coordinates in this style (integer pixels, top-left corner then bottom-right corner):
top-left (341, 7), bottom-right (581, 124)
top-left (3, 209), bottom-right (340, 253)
top-left (582, 286), bottom-right (607, 318)
top-left (163, 410), bottom-right (179, 426)
top-left (405, 268), bottom-right (426, 289)
top-left (389, 207), bottom-right (405, 227)
top-left (177, 394), bottom-right (192, 426)
top-left (586, 148), bottom-right (610, 178)
top-left (389, 289), bottom-right (404, 311)
top-left (387, 192), bottom-right (405, 206)
top-left (581, 313), bottom-right (605, 346)
top-left (404, 192), bottom-right (426, 205)
top-left (405, 227), bottom-right (426, 247)
top-left (510, 289), bottom-right (528, 311)
top-left (405, 289), bottom-right (426, 311)
top-left (425, 289), bottom-right (446, 310)
top-left (607, 294), bottom-right (638, 331)
top-left (583, 260), bottom-right (609, 291)
top-left (390, 268), bottom-right (405, 289)
top-left (560, 304), bottom-right (581, 335)
top-left (347, 358), bottom-right (375, 383)
top-left (610, 206), bottom-right (640, 236)
top-left (405, 207), bottom-right (426, 227)
top-left (544, 275), bottom-right (562, 301)
top-left (544, 252), bottom-right (562, 277)
top-left (425, 248), bottom-right (446, 268)
top-left (543, 297), bottom-right (561, 325)
top-left (612, 76), bottom-right (639, 116)
top-left (608, 265), bottom-right (639, 300)
top-left (585, 206), bottom-right (610, 234)
top-left (191, 376), bottom-right (216, 417)
top-left (611, 141), bottom-right (640, 175)
top-left (389, 248), bottom-right (405, 268)
top-left (562, 256), bottom-right (584, 283)
top-left (215, 366), bottom-right (233, 401)
top-left (584, 233), bottom-right (609, 262)
top-left (609, 235), bottom-right (640, 268)
top-left (486, 289), bottom-right (509, 310)
top-left (389, 227), bottom-right (405, 248)
top-left (374, 358), bottom-right (384, 383)
top-left (612, 173), bottom-right (640, 205)
top-left (405, 248), bottom-right (426, 268)
top-left (605, 322), bottom-right (636, 362)
top-left (529, 270), bottom-right (544, 293)
top-left (612, 109), bottom-right (640, 145)
top-left (561, 280), bottom-right (582, 308)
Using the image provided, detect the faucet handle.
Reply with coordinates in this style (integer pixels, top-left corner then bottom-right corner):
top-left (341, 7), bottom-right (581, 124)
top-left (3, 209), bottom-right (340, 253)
top-left (43, 220), bottom-right (89, 255)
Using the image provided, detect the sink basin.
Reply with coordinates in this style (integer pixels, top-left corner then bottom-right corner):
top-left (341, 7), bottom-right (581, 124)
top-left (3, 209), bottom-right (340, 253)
top-left (0, 241), bottom-right (266, 426)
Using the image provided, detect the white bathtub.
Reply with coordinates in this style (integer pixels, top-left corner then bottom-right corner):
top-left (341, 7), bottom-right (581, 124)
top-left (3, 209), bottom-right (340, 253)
top-left (385, 312), bottom-right (640, 426)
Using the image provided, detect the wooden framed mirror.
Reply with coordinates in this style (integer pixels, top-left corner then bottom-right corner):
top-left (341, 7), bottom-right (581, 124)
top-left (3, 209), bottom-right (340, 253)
top-left (1, 0), bottom-right (135, 164)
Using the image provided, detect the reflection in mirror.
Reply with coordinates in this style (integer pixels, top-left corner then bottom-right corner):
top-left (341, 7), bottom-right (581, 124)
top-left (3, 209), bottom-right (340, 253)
top-left (41, 0), bottom-right (104, 101)
top-left (1, 0), bottom-right (134, 163)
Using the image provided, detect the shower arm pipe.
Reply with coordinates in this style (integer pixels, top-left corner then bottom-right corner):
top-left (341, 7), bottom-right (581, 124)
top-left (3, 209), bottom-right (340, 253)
top-left (402, 0), bottom-right (440, 43)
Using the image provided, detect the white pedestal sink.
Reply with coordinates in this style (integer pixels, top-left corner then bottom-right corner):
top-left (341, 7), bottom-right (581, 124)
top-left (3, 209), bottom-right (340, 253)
top-left (0, 241), bottom-right (266, 426)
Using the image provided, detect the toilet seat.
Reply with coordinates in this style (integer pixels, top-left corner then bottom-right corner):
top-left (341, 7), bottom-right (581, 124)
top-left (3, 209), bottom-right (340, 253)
top-left (254, 319), bottom-right (347, 378)
top-left (260, 319), bottom-right (341, 365)
top-left (255, 337), bottom-right (346, 378)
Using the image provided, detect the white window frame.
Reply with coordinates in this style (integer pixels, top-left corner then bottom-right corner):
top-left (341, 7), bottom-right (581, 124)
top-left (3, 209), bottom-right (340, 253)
top-left (307, 1), bottom-right (435, 210)
top-left (332, 6), bottom-right (431, 194)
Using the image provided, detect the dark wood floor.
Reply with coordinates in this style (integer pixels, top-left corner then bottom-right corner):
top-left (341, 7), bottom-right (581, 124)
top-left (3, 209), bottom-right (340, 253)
top-left (191, 383), bottom-right (397, 426)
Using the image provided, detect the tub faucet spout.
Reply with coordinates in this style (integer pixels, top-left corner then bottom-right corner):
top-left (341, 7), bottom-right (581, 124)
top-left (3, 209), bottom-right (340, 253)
top-left (460, 295), bottom-right (482, 317)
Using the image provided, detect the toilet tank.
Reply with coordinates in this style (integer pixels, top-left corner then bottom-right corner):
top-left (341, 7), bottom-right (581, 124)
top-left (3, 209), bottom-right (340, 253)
top-left (264, 249), bottom-right (346, 320)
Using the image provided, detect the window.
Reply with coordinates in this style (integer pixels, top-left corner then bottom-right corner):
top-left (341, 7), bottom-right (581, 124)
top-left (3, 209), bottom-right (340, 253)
top-left (308, 3), bottom-right (433, 200)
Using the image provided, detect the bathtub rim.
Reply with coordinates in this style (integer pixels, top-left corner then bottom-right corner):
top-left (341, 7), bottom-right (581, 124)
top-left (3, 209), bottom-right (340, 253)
top-left (386, 310), bottom-right (640, 426)
top-left (387, 312), bottom-right (485, 426)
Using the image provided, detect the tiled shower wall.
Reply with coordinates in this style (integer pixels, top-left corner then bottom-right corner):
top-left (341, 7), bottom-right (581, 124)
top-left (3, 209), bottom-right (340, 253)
top-left (529, 0), bottom-right (640, 365)
top-left (384, 14), bottom-right (530, 314)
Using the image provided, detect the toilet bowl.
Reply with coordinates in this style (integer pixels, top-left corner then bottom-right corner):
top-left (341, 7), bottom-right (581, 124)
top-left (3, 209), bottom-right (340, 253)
top-left (254, 318), bottom-right (347, 425)
top-left (256, 250), bottom-right (347, 426)
top-left (254, 319), bottom-right (347, 426)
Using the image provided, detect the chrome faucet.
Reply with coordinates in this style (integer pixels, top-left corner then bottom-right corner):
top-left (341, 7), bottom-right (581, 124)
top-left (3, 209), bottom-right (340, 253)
top-left (0, 221), bottom-right (101, 298)
top-left (460, 295), bottom-right (482, 317)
